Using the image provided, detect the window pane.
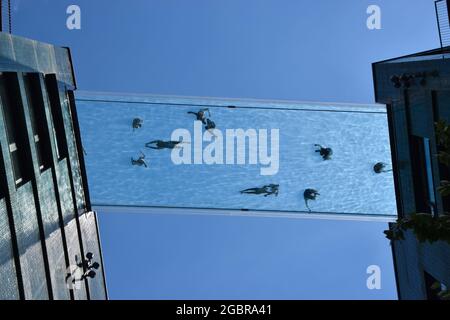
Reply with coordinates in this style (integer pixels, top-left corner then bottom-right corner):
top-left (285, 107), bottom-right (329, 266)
top-left (44, 74), bottom-right (68, 160)
top-left (23, 73), bottom-right (52, 171)
top-left (0, 73), bottom-right (31, 185)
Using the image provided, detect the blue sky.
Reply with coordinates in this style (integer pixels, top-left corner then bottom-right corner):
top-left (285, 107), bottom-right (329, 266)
top-left (11, 0), bottom-right (440, 299)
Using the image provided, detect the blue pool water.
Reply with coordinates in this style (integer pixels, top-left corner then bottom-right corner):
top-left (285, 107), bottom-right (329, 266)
top-left (76, 92), bottom-right (397, 217)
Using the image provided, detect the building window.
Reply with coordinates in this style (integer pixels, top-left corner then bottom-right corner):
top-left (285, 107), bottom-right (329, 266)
top-left (44, 74), bottom-right (68, 160)
top-left (431, 91), bottom-right (450, 213)
top-left (0, 72), bottom-right (32, 186)
top-left (0, 152), bottom-right (6, 199)
top-left (23, 73), bottom-right (52, 171)
top-left (423, 138), bottom-right (436, 212)
top-left (410, 136), bottom-right (436, 215)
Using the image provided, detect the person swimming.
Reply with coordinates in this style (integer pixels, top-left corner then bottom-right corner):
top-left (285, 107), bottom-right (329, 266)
top-left (131, 151), bottom-right (148, 168)
top-left (187, 108), bottom-right (210, 124)
top-left (240, 184), bottom-right (279, 197)
top-left (267, 184), bottom-right (279, 197)
top-left (315, 144), bottom-right (333, 161)
top-left (145, 140), bottom-right (188, 150)
top-left (304, 189), bottom-right (320, 212)
top-left (132, 118), bottom-right (143, 130)
top-left (374, 162), bottom-right (392, 174)
top-left (205, 118), bottom-right (216, 130)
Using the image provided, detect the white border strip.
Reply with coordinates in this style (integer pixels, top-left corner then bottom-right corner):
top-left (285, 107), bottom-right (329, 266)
top-left (76, 90), bottom-right (385, 110)
top-left (93, 205), bottom-right (397, 223)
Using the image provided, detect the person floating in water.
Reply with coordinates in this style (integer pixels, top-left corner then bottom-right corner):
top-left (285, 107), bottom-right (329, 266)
top-left (373, 162), bottom-right (392, 174)
top-left (240, 184), bottom-right (279, 197)
top-left (315, 144), bottom-right (333, 161)
top-left (267, 184), bottom-right (279, 197)
top-left (145, 140), bottom-right (188, 150)
top-left (304, 189), bottom-right (320, 212)
top-left (132, 118), bottom-right (143, 130)
top-left (187, 108), bottom-right (210, 124)
top-left (131, 151), bottom-right (148, 168)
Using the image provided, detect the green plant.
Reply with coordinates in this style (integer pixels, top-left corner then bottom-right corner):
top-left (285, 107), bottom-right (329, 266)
top-left (431, 282), bottom-right (450, 300)
top-left (384, 213), bottom-right (450, 244)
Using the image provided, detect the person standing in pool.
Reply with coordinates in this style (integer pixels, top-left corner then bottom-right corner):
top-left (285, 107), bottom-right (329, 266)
top-left (187, 108), bottom-right (210, 124)
top-left (132, 118), bottom-right (143, 131)
top-left (131, 151), bottom-right (148, 168)
top-left (145, 140), bottom-right (188, 150)
top-left (304, 189), bottom-right (320, 212)
top-left (314, 144), bottom-right (333, 161)
top-left (373, 162), bottom-right (392, 174)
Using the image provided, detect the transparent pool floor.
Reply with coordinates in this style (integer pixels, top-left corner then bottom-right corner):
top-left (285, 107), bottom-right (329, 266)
top-left (76, 93), bottom-right (397, 217)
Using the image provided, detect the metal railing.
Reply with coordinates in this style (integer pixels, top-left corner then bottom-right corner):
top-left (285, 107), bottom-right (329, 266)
top-left (436, 0), bottom-right (450, 49)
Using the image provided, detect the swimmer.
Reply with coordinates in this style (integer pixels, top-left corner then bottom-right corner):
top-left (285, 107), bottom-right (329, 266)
top-left (205, 118), bottom-right (218, 137)
top-left (131, 151), bottom-right (148, 168)
top-left (145, 140), bottom-right (189, 150)
top-left (315, 144), bottom-right (333, 161)
top-left (132, 118), bottom-right (143, 130)
top-left (187, 108), bottom-right (210, 124)
top-left (374, 162), bottom-right (392, 174)
top-left (304, 189), bottom-right (320, 212)
top-left (240, 184), bottom-right (279, 197)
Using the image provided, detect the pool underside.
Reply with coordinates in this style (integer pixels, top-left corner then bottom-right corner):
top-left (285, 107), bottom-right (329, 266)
top-left (76, 93), bottom-right (397, 218)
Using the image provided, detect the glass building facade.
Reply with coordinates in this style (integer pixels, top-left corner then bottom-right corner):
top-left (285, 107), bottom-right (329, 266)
top-left (374, 46), bottom-right (450, 300)
top-left (76, 93), bottom-right (397, 221)
top-left (0, 33), bottom-right (107, 300)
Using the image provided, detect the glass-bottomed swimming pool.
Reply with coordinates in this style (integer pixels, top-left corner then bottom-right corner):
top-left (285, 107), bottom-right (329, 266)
top-left (76, 93), bottom-right (397, 219)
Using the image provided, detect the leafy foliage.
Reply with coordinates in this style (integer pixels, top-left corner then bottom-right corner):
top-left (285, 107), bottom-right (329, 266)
top-left (438, 180), bottom-right (450, 197)
top-left (435, 120), bottom-right (450, 149)
top-left (384, 213), bottom-right (450, 244)
top-left (431, 282), bottom-right (450, 300)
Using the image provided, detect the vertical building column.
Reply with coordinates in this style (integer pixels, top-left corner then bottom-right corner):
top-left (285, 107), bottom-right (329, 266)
top-left (0, 76), bottom-right (23, 300)
top-left (57, 84), bottom-right (92, 299)
top-left (43, 74), bottom-right (89, 300)
top-left (0, 72), bottom-right (48, 300)
top-left (15, 72), bottom-right (54, 299)
top-left (36, 73), bottom-right (73, 300)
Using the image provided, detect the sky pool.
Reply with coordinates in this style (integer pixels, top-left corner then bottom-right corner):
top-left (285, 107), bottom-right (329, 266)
top-left (76, 93), bottom-right (397, 219)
